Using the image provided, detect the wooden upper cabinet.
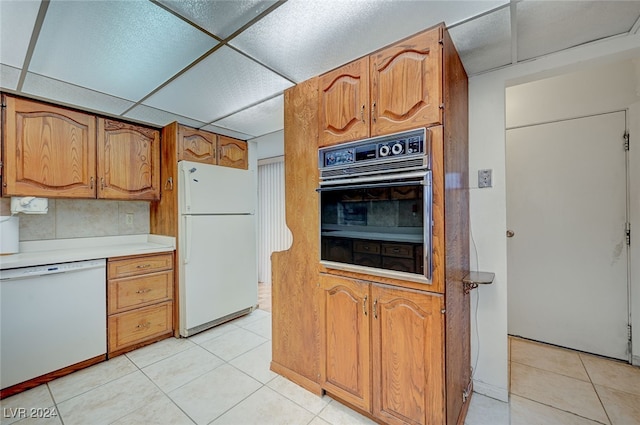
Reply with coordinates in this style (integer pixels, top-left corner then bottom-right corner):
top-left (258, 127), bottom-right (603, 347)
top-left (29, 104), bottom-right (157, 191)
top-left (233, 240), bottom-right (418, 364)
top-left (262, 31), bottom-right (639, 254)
top-left (2, 95), bottom-right (97, 197)
top-left (97, 119), bottom-right (160, 200)
top-left (317, 26), bottom-right (443, 147)
top-left (178, 125), bottom-right (217, 164)
top-left (321, 274), bottom-right (371, 412)
top-left (371, 284), bottom-right (444, 425)
top-left (370, 28), bottom-right (443, 137)
top-left (218, 135), bottom-right (248, 170)
top-left (318, 57), bottom-right (370, 147)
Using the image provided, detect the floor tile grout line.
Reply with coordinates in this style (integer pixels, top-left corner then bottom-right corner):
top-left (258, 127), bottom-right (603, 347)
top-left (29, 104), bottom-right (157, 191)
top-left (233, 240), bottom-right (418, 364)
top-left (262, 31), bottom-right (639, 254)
top-left (578, 353), bottom-right (614, 425)
top-left (510, 393), bottom-right (612, 425)
top-left (510, 359), bottom-right (592, 383)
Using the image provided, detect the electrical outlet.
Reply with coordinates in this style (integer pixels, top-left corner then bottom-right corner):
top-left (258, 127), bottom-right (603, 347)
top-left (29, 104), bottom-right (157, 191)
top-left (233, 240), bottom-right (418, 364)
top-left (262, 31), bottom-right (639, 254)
top-left (478, 169), bottom-right (492, 188)
top-left (125, 213), bottom-right (134, 226)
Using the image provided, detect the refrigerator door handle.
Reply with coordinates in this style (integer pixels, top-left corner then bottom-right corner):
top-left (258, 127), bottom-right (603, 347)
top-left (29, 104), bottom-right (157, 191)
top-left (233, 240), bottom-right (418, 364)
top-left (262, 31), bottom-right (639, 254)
top-left (182, 164), bottom-right (193, 213)
top-left (184, 215), bottom-right (192, 264)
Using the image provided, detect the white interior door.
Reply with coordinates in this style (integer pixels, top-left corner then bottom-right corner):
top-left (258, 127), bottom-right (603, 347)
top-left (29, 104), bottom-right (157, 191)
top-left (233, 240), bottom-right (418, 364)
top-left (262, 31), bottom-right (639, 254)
top-left (507, 111), bottom-right (629, 360)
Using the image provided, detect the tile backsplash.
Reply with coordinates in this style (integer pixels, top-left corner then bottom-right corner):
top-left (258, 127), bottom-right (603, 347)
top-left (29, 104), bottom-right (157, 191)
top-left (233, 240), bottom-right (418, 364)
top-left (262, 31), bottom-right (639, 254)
top-left (0, 198), bottom-right (150, 241)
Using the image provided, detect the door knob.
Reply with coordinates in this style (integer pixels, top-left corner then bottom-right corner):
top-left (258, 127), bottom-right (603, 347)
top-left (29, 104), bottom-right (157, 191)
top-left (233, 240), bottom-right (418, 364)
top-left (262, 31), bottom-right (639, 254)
top-left (506, 230), bottom-right (515, 238)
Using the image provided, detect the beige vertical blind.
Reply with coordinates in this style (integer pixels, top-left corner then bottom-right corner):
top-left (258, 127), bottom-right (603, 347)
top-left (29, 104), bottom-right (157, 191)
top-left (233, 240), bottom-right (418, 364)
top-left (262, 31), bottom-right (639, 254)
top-left (258, 157), bottom-right (292, 283)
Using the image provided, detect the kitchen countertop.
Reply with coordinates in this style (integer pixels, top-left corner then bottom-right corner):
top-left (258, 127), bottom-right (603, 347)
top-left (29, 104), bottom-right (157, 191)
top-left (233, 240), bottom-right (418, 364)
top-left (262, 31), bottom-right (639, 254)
top-left (0, 234), bottom-right (176, 270)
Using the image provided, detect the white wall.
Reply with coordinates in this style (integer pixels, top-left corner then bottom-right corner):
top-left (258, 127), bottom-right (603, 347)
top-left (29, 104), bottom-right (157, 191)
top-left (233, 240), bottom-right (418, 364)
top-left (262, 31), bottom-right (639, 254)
top-left (469, 33), bottom-right (640, 401)
top-left (253, 130), bottom-right (284, 160)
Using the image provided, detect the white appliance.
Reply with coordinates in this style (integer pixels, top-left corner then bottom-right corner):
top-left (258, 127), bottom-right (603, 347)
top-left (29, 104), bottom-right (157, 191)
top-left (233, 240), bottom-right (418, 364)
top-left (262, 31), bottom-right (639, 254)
top-left (0, 259), bottom-right (107, 390)
top-left (178, 160), bottom-right (258, 336)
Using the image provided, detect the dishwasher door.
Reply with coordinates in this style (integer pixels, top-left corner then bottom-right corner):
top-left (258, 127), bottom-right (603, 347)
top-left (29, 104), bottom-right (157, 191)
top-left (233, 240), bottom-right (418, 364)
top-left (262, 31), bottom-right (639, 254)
top-left (0, 259), bottom-right (107, 389)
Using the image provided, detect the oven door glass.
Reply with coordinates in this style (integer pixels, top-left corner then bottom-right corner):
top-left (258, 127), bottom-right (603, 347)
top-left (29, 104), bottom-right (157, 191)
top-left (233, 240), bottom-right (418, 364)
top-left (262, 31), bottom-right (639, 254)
top-left (319, 173), bottom-right (431, 279)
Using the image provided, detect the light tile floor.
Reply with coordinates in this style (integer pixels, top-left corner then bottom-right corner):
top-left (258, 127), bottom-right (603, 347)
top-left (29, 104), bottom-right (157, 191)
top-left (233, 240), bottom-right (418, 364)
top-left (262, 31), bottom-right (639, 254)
top-left (2, 302), bottom-right (639, 424)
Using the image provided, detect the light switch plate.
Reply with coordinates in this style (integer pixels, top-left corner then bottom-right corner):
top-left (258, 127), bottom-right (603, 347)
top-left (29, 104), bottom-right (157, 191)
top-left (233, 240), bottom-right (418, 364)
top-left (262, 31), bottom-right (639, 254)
top-left (478, 169), bottom-right (492, 188)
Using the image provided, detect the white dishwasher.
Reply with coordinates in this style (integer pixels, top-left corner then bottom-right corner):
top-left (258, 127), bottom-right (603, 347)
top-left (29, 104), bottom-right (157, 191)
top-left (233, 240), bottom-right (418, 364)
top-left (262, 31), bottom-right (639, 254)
top-left (0, 259), bottom-right (107, 390)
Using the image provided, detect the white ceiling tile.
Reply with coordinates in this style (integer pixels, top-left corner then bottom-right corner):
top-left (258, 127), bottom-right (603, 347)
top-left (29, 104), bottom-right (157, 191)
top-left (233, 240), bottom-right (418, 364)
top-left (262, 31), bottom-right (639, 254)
top-left (157, 0), bottom-right (277, 39)
top-left (212, 95), bottom-right (283, 137)
top-left (0, 0), bottom-right (40, 68)
top-left (22, 73), bottom-right (134, 115)
top-left (143, 45), bottom-right (293, 123)
top-left (123, 104), bottom-right (207, 129)
top-left (28, 0), bottom-right (218, 101)
top-left (449, 6), bottom-right (512, 75)
top-left (517, 0), bottom-right (640, 61)
top-left (200, 124), bottom-right (252, 140)
top-left (0, 64), bottom-right (21, 90)
top-left (230, 0), bottom-right (508, 82)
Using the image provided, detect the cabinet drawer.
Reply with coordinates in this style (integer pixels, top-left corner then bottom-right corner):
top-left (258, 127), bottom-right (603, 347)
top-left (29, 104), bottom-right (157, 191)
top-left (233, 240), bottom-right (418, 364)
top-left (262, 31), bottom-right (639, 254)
top-left (381, 243), bottom-right (414, 258)
top-left (353, 240), bottom-right (381, 254)
top-left (353, 252), bottom-right (382, 268)
top-left (108, 253), bottom-right (173, 279)
top-left (108, 271), bottom-right (173, 314)
top-left (108, 302), bottom-right (173, 352)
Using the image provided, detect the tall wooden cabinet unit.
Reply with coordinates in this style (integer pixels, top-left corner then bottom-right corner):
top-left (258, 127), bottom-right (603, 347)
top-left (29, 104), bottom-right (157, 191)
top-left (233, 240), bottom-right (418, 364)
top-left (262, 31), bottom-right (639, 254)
top-left (1, 95), bottom-right (160, 200)
top-left (273, 23), bottom-right (470, 425)
top-left (318, 28), bottom-right (442, 147)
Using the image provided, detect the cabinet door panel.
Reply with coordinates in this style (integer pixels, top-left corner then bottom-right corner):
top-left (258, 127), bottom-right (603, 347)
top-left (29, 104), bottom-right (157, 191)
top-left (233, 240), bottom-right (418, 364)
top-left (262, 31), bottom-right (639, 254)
top-left (218, 135), bottom-right (248, 169)
top-left (370, 28), bottom-right (442, 136)
top-left (178, 126), bottom-right (217, 164)
top-left (318, 57), bottom-right (370, 147)
top-left (321, 274), bottom-right (371, 411)
top-left (3, 95), bottom-right (96, 197)
top-left (97, 119), bottom-right (160, 200)
top-left (372, 285), bottom-right (444, 425)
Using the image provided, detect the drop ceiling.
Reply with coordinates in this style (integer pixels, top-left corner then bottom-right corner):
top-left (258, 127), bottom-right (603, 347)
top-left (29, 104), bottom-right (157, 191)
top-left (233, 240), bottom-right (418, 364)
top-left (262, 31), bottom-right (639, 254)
top-left (1, 0), bottom-right (639, 140)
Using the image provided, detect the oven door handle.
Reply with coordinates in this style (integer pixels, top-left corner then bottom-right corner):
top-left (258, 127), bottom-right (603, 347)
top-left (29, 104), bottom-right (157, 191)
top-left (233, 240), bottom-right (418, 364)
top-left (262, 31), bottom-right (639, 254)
top-left (316, 180), bottom-right (425, 192)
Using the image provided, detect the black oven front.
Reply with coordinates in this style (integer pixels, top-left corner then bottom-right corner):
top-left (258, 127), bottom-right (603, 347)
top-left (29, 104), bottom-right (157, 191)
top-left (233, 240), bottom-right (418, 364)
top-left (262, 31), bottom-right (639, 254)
top-left (318, 128), bottom-right (432, 281)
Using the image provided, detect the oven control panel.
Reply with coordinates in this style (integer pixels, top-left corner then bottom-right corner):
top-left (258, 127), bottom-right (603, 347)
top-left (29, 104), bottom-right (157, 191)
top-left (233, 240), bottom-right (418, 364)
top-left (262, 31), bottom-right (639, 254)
top-left (320, 128), bottom-right (426, 168)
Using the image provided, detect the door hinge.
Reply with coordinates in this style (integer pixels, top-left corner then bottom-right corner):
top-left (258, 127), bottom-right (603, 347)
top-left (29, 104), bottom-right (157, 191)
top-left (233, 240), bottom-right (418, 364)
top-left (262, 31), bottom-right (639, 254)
top-left (624, 132), bottom-right (630, 151)
top-left (626, 222), bottom-right (631, 246)
top-left (629, 324), bottom-right (633, 342)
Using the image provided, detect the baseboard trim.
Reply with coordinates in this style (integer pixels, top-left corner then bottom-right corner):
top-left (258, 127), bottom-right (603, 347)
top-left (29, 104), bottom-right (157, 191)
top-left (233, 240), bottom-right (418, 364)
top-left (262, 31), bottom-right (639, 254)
top-left (472, 379), bottom-right (509, 402)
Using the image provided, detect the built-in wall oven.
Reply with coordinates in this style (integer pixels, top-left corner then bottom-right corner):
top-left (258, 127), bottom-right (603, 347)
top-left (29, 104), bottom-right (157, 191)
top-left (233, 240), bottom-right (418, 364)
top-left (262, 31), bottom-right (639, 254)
top-left (318, 128), bottom-right (432, 282)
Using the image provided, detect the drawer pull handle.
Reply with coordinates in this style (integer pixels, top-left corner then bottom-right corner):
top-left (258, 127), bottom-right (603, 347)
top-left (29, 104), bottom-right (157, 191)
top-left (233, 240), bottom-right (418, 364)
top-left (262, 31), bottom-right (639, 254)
top-left (392, 248), bottom-right (400, 253)
top-left (136, 288), bottom-right (151, 294)
top-left (136, 264), bottom-right (151, 269)
top-left (136, 322), bottom-right (151, 329)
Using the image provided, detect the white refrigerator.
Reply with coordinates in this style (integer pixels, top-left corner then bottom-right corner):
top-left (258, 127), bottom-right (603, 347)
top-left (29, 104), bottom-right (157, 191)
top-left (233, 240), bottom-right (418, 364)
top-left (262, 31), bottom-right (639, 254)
top-left (178, 160), bottom-right (257, 337)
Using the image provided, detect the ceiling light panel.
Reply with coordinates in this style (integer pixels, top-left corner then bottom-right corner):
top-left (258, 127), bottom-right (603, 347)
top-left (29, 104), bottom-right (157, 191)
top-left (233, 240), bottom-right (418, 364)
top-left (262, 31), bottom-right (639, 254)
top-left (28, 0), bottom-right (218, 101)
top-left (143, 45), bottom-right (293, 123)
top-left (231, 0), bottom-right (508, 82)
top-left (517, 1), bottom-right (640, 61)
top-left (157, 0), bottom-right (277, 39)
top-left (23, 72), bottom-right (134, 115)
top-left (0, 0), bottom-right (40, 68)
top-left (124, 104), bottom-right (207, 129)
top-left (449, 6), bottom-right (511, 75)
top-left (212, 95), bottom-right (284, 137)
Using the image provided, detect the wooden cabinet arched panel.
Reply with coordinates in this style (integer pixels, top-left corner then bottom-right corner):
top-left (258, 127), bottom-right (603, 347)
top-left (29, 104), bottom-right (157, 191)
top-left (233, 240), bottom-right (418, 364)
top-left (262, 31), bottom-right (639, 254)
top-left (3, 95), bottom-right (96, 197)
top-left (370, 29), bottom-right (442, 136)
top-left (318, 57), bottom-right (370, 147)
top-left (178, 125), bottom-right (217, 164)
top-left (97, 119), bottom-right (160, 200)
top-left (372, 285), bottom-right (444, 425)
top-left (218, 135), bottom-right (248, 170)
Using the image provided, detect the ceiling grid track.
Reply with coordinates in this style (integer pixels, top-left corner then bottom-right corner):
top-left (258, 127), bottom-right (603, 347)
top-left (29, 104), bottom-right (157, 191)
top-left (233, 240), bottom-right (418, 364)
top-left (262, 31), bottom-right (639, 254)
top-left (16, 0), bottom-right (49, 92)
top-left (121, 0), bottom-right (292, 122)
